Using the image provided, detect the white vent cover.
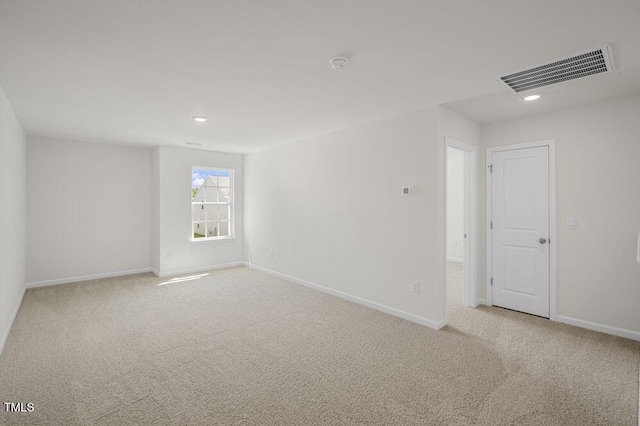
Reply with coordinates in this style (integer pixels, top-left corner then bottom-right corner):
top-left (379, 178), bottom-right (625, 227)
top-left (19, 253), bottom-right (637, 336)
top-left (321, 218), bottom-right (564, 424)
top-left (496, 45), bottom-right (615, 93)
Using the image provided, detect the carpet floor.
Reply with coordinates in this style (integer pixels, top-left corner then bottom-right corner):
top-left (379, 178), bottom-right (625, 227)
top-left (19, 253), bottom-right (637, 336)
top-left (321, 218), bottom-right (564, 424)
top-left (0, 264), bottom-right (638, 425)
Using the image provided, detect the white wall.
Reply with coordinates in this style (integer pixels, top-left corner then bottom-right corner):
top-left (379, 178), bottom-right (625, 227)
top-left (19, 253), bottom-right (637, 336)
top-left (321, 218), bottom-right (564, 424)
top-left (0, 86), bottom-right (27, 354)
top-left (27, 137), bottom-right (152, 284)
top-left (245, 108), bottom-right (443, 325)
top-left (446, 147), bottom-right (464, 261)
top-left (156, 147), bottom-right (243, 275)
top-left (480, 95), bottom-right (640, 334)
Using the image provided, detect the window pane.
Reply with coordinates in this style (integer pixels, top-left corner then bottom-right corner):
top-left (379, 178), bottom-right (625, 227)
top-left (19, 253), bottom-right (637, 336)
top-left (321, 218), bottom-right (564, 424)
top-left (192, 204), bottom-right (206, 222)
top-left (192, 186), bottom-right (204, 202)
top-left (218, 221), bottom-right (229, 237)
top-left (218, 176), bottom-right (230, 188)
top-left (219, 188), bottom-right (231, 203)
top-left (206, 221), bottom-right (218, 237)
top-left (192, 168), bottom-right (208, 200)
top-left (205, 187), bottom-right (217, 202)
top-left (193, 222), bottom-right (205, 238)
top-left (219, 205), bottom-right (230, 221)
top-left (205, 175), bottom-right (218, 187)
top-left (204, 204), bottom-right (218, 221)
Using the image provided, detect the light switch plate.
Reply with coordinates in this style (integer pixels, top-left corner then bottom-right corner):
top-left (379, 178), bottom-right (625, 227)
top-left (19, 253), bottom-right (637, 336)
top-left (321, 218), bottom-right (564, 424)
top-left (566, 217), bottom-right (576, 229)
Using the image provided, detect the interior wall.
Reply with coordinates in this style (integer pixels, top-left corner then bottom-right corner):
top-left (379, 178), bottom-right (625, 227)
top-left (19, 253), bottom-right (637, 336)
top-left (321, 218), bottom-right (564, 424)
top-left (0, 85), bottom-right (27, 354)
top-left (446, 147), bottom-right (465, 261)
top-left (26, 137), bottom-right (152, 284)
top-left (156, 146), bottom-right (243, 276)
top-left (480, 95), bottom-right (640, 333)
top-left (245, 107), bottom-right (442, 325)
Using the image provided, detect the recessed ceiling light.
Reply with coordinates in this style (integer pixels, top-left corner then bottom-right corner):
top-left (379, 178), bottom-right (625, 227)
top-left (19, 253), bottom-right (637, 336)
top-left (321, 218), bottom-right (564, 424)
top-left (192, 116), bottom-right (207, 122)
top-left (329, 56), bottom-right (349, 70)
top-left (524, 94), bottom-right (541, 102)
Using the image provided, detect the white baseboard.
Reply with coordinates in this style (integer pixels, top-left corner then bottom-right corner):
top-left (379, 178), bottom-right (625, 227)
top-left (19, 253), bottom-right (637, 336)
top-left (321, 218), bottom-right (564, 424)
top-left (447, 257), bottom-right (464, 263)
top-left (556, 315), bottom-right (640, 342)
top-left (247, 263), bottom-right (445, 330)
top-left (25, 263), bottom-right (247, 287)
top-left (26, 268), bottom-right (154, 289)
top-left (157, 262), bottom-right (245, 278)
top-left (474, 298), bottom-right (487, 307)
top-left (0, 284), bottom-right (26, 357)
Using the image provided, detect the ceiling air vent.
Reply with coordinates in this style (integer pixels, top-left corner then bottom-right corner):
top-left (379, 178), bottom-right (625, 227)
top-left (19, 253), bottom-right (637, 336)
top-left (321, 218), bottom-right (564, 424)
top-left (496, 45), bottom-right (615, 93)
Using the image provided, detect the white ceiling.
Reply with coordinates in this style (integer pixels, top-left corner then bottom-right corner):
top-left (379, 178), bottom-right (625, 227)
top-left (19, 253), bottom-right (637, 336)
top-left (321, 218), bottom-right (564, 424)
top-left (1, 1), bottom-right (639, 153)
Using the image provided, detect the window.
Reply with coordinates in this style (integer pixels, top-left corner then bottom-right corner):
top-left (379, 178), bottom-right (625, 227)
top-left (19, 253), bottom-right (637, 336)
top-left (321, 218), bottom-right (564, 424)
top-left (192, 167), bottom-right (233, 240)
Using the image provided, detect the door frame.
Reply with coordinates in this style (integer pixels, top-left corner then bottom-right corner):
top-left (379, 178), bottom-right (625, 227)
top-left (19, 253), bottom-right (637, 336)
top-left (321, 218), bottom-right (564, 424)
top-left (444, 137), bottom-right (477, 318)
top-left (485, 140), bottom-right (557, 320)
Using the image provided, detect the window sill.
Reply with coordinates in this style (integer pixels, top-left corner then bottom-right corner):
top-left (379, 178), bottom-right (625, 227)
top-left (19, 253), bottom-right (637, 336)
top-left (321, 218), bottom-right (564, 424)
top-left (190, 236), bottom-right (236, 243)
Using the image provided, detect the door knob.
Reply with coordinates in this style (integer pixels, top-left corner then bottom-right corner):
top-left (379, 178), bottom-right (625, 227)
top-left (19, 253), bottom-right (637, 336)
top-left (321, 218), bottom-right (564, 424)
top-left (539, 238), bottom-right (547, 244)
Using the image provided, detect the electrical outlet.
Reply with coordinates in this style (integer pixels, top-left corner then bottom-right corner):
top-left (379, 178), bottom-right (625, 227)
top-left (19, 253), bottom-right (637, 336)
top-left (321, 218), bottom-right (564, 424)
top-left (453, 241), bottom-right (458, 248)
top-left (166, 250), bottom-right (172, 259)
top-left (269, 249), bottom-right (274, 258)
top-left (401, 186), bottom-right (414, 196)
top-left (411, 280), bottom-right (420, 293)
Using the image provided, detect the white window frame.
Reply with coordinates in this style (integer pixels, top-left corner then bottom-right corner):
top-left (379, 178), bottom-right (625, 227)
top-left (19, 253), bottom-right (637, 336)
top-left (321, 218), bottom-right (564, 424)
top-left (191, 166), bottom-right (235, 242)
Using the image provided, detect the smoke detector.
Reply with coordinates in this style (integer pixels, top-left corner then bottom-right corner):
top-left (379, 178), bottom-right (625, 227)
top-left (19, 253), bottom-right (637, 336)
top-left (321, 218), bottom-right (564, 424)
top-left (496, 44), bottom-right (615, 93)
top-left (329, 56), bottom-right (349, 70)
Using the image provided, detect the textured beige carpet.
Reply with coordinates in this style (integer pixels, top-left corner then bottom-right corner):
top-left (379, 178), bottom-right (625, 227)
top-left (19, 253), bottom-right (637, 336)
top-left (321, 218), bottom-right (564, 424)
top-left (0, 264), bottom-right (638, 425)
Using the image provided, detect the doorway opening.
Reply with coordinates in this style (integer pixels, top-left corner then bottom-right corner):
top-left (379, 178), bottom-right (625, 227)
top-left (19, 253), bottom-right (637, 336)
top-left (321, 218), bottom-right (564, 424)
top-left (444, 138), bottom-right (476, 322)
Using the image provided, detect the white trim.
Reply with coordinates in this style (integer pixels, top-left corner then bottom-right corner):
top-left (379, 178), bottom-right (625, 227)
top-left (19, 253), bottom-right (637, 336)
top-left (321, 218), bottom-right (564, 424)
top-left (190, 236), bottom-right (236, 243)
top-left (26, 268), bottom-right (154, 289)
top-left (485, 148), bottom-right (493, 305)
top-left (26, 263), bottom-right (247, 286)
top-left (556, 315), bottom-right (640, 342)
top-left (249, 264), bottom-right (445, 330)
top-left (191, 166), bottom-right (235, 241)
top-left (548, 143), bottom-right (557, 321)
top-left (485, 140), bottom-right (557, 320)
top-left (157, 262), bottom-right (245, 278)
top-left (447, 257), bottom-right (464, 263)
top-left (444, 137), bottom-right (477, 316)
top-left (0, 284), bottom-right (26, 356)
top-left (474, 298), bottom-right (487, 307)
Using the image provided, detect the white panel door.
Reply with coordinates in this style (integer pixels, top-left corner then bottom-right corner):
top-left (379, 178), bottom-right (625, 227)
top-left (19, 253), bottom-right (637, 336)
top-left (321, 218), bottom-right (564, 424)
top-left (491, 146), bottom-right (549, 317)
